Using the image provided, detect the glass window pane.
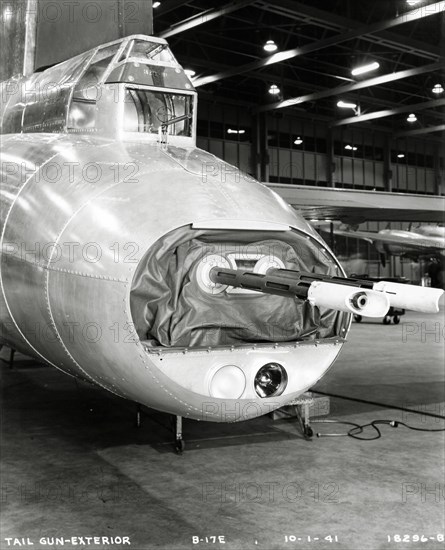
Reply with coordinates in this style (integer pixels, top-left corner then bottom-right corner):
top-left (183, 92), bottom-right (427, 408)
top-left (123, 89), bottom-right (193, 136)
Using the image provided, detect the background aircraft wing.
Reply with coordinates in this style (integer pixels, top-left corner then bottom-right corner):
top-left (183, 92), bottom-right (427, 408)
top-left (266, 184), bottom-right (445, 224)
top-left (331, 229), bottom-right (445, 251)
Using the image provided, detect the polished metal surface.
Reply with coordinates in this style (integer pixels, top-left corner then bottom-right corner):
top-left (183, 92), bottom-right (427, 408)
top-left (1, 35), bottom-right (196, 139)
top-left (0, 0), bottom-right (36, 80)
top-left (0, 35), bottom-right (350, 422)
top-left (1, 132), bottom-right (348, 420)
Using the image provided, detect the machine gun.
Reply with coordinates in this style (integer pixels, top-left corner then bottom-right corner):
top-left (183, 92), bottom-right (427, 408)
top-left (207, 267), bottom-right (443, 317)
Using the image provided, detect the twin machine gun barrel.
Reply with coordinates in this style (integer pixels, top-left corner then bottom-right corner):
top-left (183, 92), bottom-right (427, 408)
top-left (209, 267), bottom-right (443, 317)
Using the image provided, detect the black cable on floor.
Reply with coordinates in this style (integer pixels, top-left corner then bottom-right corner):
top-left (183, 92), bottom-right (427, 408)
top-left (311, 419), bottom-right (364, 438)
top-left (312, 418), bottom-right (445, 440)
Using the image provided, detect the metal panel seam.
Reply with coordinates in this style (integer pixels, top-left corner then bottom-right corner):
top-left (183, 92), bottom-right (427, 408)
top-left (0, 148), bottom-right (66, 371)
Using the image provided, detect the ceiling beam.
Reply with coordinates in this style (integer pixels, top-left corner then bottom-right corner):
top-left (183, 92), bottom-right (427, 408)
top-left (193, 1), bottom-right (445, 87)
top-left (158, 0), bottom-right (255, 38)
top-left (257, 0), bottom-right (441, 61)
top-left (181, 55), bottom-right (309, 91)
top-left (258, 62), bottom-right (444, 112)
top-left (331, 99), bottom-right (445, 127)
top-left (190, 18), bottom-right (436, 89)
top-left (178, 39), bottom-right (436, 106)
top-left (395, 124), bottom-right (445, 137)
top-left (180, 54), bottom-right (443, 122)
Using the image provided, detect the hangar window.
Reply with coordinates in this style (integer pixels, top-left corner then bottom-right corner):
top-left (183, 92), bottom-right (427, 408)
top-left (123, 88), bottom-right (194, 136)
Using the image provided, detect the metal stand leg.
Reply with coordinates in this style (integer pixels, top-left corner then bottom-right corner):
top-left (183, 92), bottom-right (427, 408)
top-left (174, 415), bottom-right (185, 454)
top-left (294, 404), bottom-right (313, 440)
top-left (9, 348), bottom-right (16, 369)
top-left (135, 403), bottom-right (142, 428)
top-left (302, 402), bottom-right (313, 438)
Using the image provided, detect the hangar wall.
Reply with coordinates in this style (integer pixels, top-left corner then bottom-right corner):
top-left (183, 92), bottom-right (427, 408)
top-left (196, 98), bottom-right (444, 284)
top-left (196, 98), bottom-right (443, 196)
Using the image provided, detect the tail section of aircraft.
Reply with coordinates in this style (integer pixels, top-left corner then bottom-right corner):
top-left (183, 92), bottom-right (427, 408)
top-left (1, 35), bottom-right (442, 423)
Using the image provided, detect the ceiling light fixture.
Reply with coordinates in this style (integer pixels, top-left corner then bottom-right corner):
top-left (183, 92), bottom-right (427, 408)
top-left (337, 100), bottom-right (357, 109)
top-left (345, 145), bottom-right (358, 151)
top-left (153, 1), bottom-right (161, 8)
top-left (184, 69), bottom-right (196, 77)
top-left (397, 153), bottom-right (405, 158)
top-left (264, 40), bottom-right (278, 53)
top-left (407, 113), bottom-right (417, 122)
top-left (269, 84), bottom-right (280, 95)
top-left (351, 61), bottom-right (380, 76)
top-left (227, 129), bottom-right (246, 135)
top-left (432, 83), bottom-right (444, 94)
top-left (294, 137), bottom-right (303, 145)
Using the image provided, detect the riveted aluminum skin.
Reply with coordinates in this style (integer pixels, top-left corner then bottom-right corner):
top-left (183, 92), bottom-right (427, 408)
top-left (0, 133), bottom-right (349, 420)
top-left (1, 35), bottom-right (350, 422)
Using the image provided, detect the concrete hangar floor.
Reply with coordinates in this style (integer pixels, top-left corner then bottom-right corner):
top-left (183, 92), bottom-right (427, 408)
top-left (1, 302), bottom-right (444, 550)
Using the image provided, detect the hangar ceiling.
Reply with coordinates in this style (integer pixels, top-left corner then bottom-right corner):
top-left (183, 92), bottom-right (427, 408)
top-left (153, 0), bottom-right (445, 136)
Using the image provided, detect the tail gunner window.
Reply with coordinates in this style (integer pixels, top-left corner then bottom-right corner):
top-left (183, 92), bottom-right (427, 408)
top-left (125, 40), bottom-right (176, 64)
top-left (124, 89), bottom-right (193, 136)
